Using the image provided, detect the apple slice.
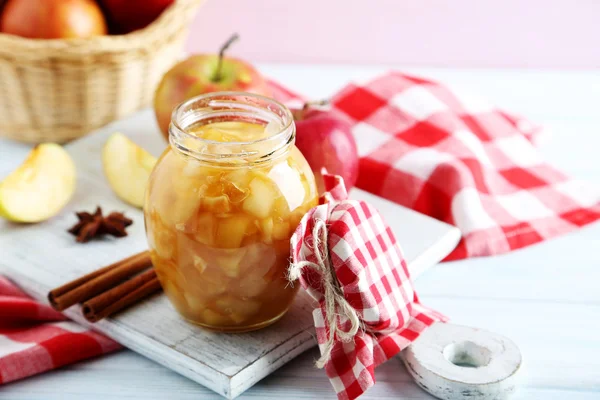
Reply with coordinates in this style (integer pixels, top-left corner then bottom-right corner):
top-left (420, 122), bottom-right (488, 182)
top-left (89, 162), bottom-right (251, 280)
top-left (0, 143), bottom-right (76, 223)
top-left (102, 133), bottom-right (157, 208)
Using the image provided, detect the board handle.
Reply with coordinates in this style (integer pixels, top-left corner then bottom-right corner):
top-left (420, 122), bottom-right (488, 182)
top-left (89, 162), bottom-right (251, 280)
top-left (402, 323), bottom-right (522, 400)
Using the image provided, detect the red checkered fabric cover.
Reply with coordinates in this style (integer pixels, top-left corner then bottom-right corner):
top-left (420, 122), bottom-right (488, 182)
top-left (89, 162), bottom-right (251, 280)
top-left (271, 74), bottom-right (600, 260)
top-left (290, 174), bottom-right (447, 400)
top-left (0, 276), bottom-right (120, 384)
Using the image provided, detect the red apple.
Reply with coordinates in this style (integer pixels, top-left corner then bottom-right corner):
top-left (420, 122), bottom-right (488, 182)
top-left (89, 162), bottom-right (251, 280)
top-left (294, 107), bottom-right (359, 193)
top-left (0, 0), bottom-right (107, 39)
top-left (153, 34), bottom-right (270, 140)
top-left (99, 0), bottom-right (173, 34)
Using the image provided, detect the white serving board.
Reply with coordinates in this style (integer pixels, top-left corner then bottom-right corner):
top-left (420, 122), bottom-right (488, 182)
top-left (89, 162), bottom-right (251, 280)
top-left (0, 109), bottom-right (460, 399)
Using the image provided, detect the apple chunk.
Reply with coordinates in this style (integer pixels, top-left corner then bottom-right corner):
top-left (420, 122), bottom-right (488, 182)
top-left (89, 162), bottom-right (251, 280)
top-left (0, 143), bottom-right (76, 223)
top-left (102, 133), bottom-right (157, 208)
top-left (242, 177), bottom-right (277, 219)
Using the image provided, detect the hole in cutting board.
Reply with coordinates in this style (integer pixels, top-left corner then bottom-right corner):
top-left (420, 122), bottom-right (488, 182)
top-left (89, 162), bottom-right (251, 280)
top-left (443, 341), bottom-right (491, 368)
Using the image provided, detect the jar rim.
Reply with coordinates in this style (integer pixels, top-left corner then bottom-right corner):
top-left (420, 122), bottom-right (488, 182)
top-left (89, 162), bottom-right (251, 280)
top-left (168, 91), bottom-right (295, 164)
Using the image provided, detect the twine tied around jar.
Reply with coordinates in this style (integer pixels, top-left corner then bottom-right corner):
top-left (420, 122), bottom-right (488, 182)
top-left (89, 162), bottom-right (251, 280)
top-left (288, 219), bottom-right (362, 368)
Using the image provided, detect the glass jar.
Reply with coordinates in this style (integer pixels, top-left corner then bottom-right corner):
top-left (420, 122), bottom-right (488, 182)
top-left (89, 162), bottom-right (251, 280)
top-left (144, 92), bottom-right (318, 332)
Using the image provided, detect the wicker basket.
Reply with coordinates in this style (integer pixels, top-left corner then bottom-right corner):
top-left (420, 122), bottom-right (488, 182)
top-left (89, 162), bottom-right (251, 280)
top-left (0, 0), bottom-right (203, 143)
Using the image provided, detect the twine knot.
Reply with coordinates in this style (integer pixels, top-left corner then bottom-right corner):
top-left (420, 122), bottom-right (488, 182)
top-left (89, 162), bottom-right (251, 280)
top-left (288, 219), bottom-right (362, 368)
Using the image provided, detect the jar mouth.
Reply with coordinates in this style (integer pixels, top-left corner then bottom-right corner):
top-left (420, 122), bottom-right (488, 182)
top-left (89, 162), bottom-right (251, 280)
top-left (169, 91), bottom-right (295, 165)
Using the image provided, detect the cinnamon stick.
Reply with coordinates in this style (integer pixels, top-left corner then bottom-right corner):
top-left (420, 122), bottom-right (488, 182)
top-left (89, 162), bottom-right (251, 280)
top-left (82, 269), bottom-right (162, 322)
top-left (48, 251), bottom-right (152, 311)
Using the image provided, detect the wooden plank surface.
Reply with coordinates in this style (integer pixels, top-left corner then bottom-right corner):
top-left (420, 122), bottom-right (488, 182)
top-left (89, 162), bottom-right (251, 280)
top-left (1, 65), bottom-right (599, 399)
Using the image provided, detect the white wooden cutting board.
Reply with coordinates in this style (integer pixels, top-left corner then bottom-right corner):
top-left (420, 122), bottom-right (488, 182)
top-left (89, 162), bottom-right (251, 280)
top-left (0, 109), bottom-right (461, 399)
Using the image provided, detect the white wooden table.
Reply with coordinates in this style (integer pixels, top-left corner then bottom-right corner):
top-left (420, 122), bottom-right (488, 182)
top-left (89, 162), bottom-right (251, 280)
top-left (1, 65), bottom-right (599, 400)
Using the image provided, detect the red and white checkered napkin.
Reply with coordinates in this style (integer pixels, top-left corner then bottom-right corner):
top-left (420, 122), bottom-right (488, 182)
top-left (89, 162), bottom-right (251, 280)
top-left (0, 276), bottom-right (120, 385)
top-left (289, 174), bottom-right (447, 400)
top-left (271, 73), bottom-right (600, 260)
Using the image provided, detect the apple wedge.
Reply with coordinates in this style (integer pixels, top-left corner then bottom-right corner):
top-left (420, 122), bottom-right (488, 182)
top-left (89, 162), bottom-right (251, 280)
top-left (102, 133), bottom-right (157, 208)
top-left (0, 143), bottom-right (76, 223)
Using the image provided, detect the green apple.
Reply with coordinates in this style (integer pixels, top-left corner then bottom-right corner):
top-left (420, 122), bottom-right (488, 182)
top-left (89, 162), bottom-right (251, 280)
top-left (102, 133), bottom-right (157, 208)
top-left (153, 34), bottom-right (270, 140)
top-left (0, 143), bottom-right (76, 223)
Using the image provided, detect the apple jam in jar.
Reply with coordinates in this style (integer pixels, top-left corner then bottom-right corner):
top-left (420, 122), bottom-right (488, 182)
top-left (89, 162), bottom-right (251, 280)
top-left (144, 92), bottom-right (318, 332)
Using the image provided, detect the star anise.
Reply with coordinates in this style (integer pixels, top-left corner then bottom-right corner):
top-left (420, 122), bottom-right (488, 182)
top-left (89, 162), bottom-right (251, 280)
top-left (68, 207), bottom-right (133, 243)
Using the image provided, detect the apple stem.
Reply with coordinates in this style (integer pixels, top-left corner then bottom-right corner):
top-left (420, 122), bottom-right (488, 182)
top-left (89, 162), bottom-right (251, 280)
top-left (214, 33), bottom-right (240, 82)
top-left (302, 99), bottom-right (329, 111)
top-left (294, 99), bottom-right (330, 120)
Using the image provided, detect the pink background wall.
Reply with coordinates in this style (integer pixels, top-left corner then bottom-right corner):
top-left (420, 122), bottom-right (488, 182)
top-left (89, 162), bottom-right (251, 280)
top-left (186, 0), bottom-right (600, 68)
